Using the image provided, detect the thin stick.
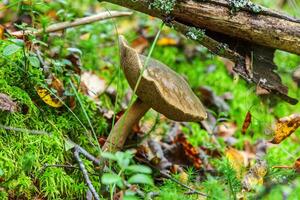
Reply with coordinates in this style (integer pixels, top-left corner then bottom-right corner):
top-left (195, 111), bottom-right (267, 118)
top-left (11, 11), bottom-right (132, 37)
top-left (159, 170), bottom-right (208, 197)
top-left (134, 157), bottom-right (208, 198)
top-left (0, 124), bottom-right (51, 135)
top-left (68, 140), bottom-right (100, 165)
top-left (74, 146), bottom-right (100, 200)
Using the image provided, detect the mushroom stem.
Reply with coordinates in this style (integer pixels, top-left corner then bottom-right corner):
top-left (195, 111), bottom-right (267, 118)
top-left (102, 98), bottom-right (150, 152)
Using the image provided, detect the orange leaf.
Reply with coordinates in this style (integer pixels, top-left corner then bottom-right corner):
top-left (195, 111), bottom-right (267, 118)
top-left (271, 114), bottom-right (300, 144)
top-left (0, 25), bottom-right (4, 40)
top-left (157, 37), bottom-right (178, 46)
top-left (294, 158), bottom-right (300, 172)
top-left (242, 111), bottom-right (252, 135)
top-left (131, 36), bottom-right (149, 53)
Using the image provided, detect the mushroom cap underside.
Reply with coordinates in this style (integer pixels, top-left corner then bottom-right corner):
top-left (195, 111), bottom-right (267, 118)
top-left (119, 35), bottom-right (207, 121)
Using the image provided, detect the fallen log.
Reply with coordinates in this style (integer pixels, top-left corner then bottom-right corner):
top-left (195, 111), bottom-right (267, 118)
top-left (100, 0), bottom-right (300, 55)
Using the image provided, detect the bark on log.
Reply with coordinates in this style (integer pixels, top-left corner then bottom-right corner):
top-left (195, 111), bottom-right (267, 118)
top-left (101, 0), bottom-right (300, 55)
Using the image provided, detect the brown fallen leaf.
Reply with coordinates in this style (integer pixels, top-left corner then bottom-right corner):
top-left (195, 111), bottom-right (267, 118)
top-left (225, 147), bottom-right (246, 178)
top-left (256, 85), bottom-right (270, 96)
top-left (0, 93), bottom-right (17, 112)
top-left (131, 36), bottom-right (149, 53)
top-left (292, 66), bottom-right (300, 86)
top-left (242, 111), bottom-right (252, 135)
top-left (270, 114), bottom-right (300, 144)
top-left (198, 86), bottom-right (230, 113)
top-left (216, 122), bottom-right (237, 139)
top-left (242, 160), bottom-right (267, 191)
top-left (81, 71), bottom-right (106, 99)
top-left (174, 133), bottom-right (202, 169)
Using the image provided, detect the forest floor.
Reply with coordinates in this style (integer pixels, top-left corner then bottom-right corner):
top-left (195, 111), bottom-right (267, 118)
top-left (1, 0), bottom-right (300, 199)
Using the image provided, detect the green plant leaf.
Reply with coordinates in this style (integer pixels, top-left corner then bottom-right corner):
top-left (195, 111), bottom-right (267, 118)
top-left (64, 139), bottom-right (75, 151)
top-left (126, 165), bottom-right (152, 174)
top-left (128, 174), bottom-right (154, 185)
top-left (101, 152), bottom-right (117, 161)
top-left (116, 151), bottom-right (131, 168)
top-left (123, 195), bottom-right (139, 200)
top-left (0, 168), bottom-right (4, 176)
top-left (101, 173), bottom-right (121, 185)
top-left (3, 44), bottom-right (21, 56)
top-left (29, 56), bottom-right (40, 68)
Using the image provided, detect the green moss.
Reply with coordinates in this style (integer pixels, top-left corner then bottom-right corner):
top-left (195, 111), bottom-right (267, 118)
top-left (0, 39), bottom-right (107, 199)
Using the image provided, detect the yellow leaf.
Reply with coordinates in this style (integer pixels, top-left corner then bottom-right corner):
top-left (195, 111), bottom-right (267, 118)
top-left (225, 147), bottom-right (246, 178)
top-left (271, 114), bottom-right (300, 144)
top-left (0, 25), bottom-right (4, 40)
top-left (37, 88), bottom-right (63, 108)
top-left (157, 37), bottom-right (178, 46)
top-left (242, 160), bottom-right (267, 191)
top-left (179, 171), bottom-right (189, 184)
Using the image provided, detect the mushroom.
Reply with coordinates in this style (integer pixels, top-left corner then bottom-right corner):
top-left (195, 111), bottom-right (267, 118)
top-left (102, 35), bottom-right (207, 152)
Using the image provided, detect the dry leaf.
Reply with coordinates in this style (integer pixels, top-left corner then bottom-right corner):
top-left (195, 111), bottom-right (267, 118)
top-left (216, 122), bottom-right (237, 139)
top-left (0, 93), bottom-right (17, 112)
top-left (242, 111), bottom-right (252, 135)
top-left (292, 66), bottom-right (300, 86)
top-left (256, 85), bottom-right (270, 95)
top-left (157, 37), bottom-right (178, 46)
top-left (81, 71), bottom-right (106, 99)
top-left (225, 147), bottom-right (246, 178)
top-left (242, 160), bottom-right (267, 191)
top-left (179, 171), bottom-right (189, 184)
top-left (294, 158), bottom-right (300, 173)
top-left (37, 88), bottom-right (63, 108)
top-left (271, 114), bottom-right (300, 144)
top-left (131, 36), bottom-right (149, 53)
top-left (50, 76), bottom-right (64, 96)
top-left (198, 86), bottom-right (230, 113)
top-left (174, 133), bottom-right (202, 169)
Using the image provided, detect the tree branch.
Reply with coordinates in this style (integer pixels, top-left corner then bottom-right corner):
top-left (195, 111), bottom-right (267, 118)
top-left (11, 11), bottom-right (132, 37)
top-left (101, 0), bottom-right (300, 55)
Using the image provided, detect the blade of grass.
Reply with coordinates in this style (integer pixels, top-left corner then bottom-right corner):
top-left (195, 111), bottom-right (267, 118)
top-left (69, 79), bottom-right (102, 153)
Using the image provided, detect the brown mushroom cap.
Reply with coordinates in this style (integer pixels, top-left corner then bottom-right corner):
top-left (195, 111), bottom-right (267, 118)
top-left (119, 35), bottom-right (207, 122)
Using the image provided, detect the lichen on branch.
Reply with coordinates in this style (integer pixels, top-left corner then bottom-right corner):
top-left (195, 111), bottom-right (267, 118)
top-left (149, 0), bottom-right (176, 14)
top-left (228, 0), bottom-right (262, 13)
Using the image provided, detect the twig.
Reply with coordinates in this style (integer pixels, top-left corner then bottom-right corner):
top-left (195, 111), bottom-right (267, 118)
top-left (134, 157), bottom-right (208, 198)
top-left (11, 11), bottom-right (132, 37)
top-left (73, 146), bottom-right (101, 200)
top-left (159, 170), bottom-right (208, 197)
top-left (68, 140), bottom-right (101, 165)
top-left (0, 124), bottom-right (51, 135)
